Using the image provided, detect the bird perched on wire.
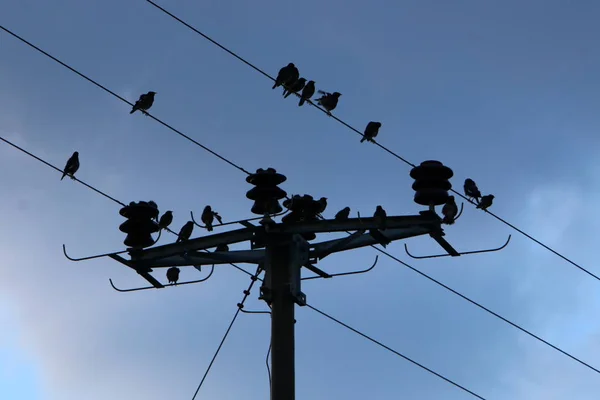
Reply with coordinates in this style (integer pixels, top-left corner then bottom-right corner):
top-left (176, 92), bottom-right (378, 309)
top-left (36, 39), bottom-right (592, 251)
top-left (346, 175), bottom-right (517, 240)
top-left (315, 91), bottom-right (341, 116)
top-left (463, 179), bottom-right (482, 204)
top-left (476, 195), bottom-right (494, 211)
top-left (61, 151), bottom-right (80, 181)
top-left (166, 267), bottom-right (180, 285)
top-left (315, 197), bottom-right (328, 215)
top-left (283, 78), bottom-right (307, 99)
top-left (273, 63), bottom-right (299, 90)
top-left (147, 201), bottom-right (160, 221)
top-left (201, 206), bottom-right (222, 231)
top-left (130, 91), bottom-right (156, 115)
top-left (373, 205), bottom-right (387, 229)
top-left (176, 221), bottom-right (194, 243)
top-left (298, 80), bottom-right (316, 106)
top-left (335, 207), bottom-right (350, 221)
top-left (158, 210), bottom-right (173, 230)
top-left (215, 243), bottom-right (229, 252)
top-left (361, 121), bottom-right (382, 143)
top-left (442, 196), bottom-right (458, 225)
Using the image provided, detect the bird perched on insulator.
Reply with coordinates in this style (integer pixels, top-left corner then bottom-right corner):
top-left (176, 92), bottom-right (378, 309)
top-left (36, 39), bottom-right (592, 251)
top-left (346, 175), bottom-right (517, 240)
top-left (463, 179), bottom-right (482, 204)
top-left (158, 211), bottom-right (173, 230)
top-left (442, 196), bottom-right (458, 225)
top-left (201, 206), bottom-right (222, 231)
top-left (374, 205), bottom-right (387, 230)
top-left (166, 267), bottom-right (180, 285)
top-left (176, 221), bottom-right (194, 243)
top-left (335, 207), bottom-right (350, 221)
top-left (315, 197), bottom-right (328, 215)
top-left (477, 195), bottom-right (494, 211)
top-left (61, 151), bottom-right (80, 181)
top-left (283, 78), bottom-right (307, 99)
top-left (315, 91), bottom-right (341, 115)
top-left (130, 91), bottom-right (156, 115)
top-left (147, 201), bottom-right (160, 221)
top-left (361, 122), bottom-right (382, 143)
top-left (273, 63), bottom-right (299, 90)
top-left (299, 80), bottom-right (315, 106)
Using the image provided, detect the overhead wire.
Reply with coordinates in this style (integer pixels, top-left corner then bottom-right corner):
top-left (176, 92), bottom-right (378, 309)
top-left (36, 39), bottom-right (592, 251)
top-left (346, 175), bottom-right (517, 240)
top-left (306, 303), bottom-right (486, 399)
top-left (0, 25), bottom-right (251, 176)
top-left (140, 0), bottom-right (596, 282)
top-left (2, 23), bottom-right (599, 379)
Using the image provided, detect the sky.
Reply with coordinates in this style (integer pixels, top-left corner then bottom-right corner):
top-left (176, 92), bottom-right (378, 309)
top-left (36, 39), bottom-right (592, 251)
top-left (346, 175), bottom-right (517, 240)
top-left (2, 0), bottom-right (600, 399)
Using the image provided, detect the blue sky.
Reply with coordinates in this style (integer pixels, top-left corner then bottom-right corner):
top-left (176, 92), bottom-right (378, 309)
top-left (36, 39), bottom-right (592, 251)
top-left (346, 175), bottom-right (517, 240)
top-left (2, 0), bottom-right (600, 398)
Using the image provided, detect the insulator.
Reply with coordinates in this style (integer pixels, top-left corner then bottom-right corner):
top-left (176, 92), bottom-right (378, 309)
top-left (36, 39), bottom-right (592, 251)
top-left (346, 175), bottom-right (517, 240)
top-left (246, 168), bottom-right (288, 215)
top-left (410, 160), bottom-right (454, 206)
top-left (118, 202), bottom-right (160, 248)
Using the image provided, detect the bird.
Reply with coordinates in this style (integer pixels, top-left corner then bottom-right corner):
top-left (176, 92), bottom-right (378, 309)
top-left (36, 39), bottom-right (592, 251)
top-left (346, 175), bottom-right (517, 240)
top-left (298, 80), bottom-right (315, 106)
top-left (335, 207), bottom-right (351, 221)
top-left (315, 91), bottom-right (341, 115)
top-left (441, 196), bottom-right (458, 225)
top-left (158, 211), bottom-right (173, 230)
top-left (477, 195), bottom-right (494, 211)
top-left (315, 197), bottom-right (327, 215)
top-left (463, 179), bottom-right (482, 204)
top-left (283, 78), bottom-right (307, 99)
top-left (361, 122), bottom-right (382, 143)
top-left (166, 267), bottom-right (180, 285)
top-left (130, 91), bottom-right (156, 115)
top-left (201, 206), bottom-right (221, 231)
top-left (147, 201), bottom-right (159, 221)
top-left (273, 63), bottom-right (299, 89)
top-left (176, 221), bottom-right (194, 243)
top-left (374, 205), bottom-right (387, 229)
top-left (61, 151), bottom-right (80, 181)
top-left (215, 243), bottom-right (229, 252)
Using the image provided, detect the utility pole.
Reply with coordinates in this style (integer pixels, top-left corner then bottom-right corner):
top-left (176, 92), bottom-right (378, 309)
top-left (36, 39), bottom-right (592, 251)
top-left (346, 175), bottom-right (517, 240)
top-left (92, 161), bottom-right (462, 400)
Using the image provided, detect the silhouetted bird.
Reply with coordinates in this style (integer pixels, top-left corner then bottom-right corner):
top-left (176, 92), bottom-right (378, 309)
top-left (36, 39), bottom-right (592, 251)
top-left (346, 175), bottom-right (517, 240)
top-left (361, 122), bottom-right (382, 143)
top-left (476, 195), bottom-right (494, 211)
top-left (442, 196), bottom-right (458, 225)
top-left (299, 80), bottom-right (316, 106)
top-left (201, 206), bottom-right (221, 231)
top-left (335, 207), bottom-right (351, 221)
top-left (315, 197), bottom-right (328, 215)
top-left (463, 179), bottom-right (482, 204)
top-left (273, 63), bottom-right (299, 89)
top-left (148, 201), bottom-right (160, 221)
top-left (283, 78), bottom-right (307, 99)
top-left (130, 91), bottom-right (156, 115)
top-left (166, 267), bottom-right (180, 285)
top-left (215, 243), bottom-right (229, 252)
top-left (61, 151), bottom-right (80, 181)
top-left (158, 211), bottom-right (173, 230)
top-left (374, 205), bottom-right (387, 229)
top-left (176, 221), bottom-right (194, 243)
top-left (315, 91), bottom-right (341, 116)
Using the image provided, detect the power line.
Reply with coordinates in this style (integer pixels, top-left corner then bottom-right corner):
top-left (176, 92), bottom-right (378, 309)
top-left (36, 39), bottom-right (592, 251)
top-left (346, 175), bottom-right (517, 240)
top-left (141, 0), bottom-right (595, 282)
top-left (0, 25), bottom-right (252, 176)
top-left (306, 303), bottom-right (486, 399)
top-left (190, 265), bottom-right (262, 400)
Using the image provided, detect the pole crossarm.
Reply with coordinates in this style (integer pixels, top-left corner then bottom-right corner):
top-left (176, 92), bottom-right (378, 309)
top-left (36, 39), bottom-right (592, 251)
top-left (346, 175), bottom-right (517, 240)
top-left (137, 249), bottom-right (266, 268)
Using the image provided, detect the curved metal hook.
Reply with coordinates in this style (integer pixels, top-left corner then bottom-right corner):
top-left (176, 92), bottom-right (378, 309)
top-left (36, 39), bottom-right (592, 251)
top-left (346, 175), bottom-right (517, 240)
top-left (108, 265), bottom-right (215, 293)
top-left (404, 234), bottom-right (512, 260)
top-left (454, 202), bottom-right (465, 221)
top-left (190, 209), bottom-right (289, 230)
top-left (63, 244), bottom-right (128, 262)
top-left (302, 256), bottom-right (379, 281)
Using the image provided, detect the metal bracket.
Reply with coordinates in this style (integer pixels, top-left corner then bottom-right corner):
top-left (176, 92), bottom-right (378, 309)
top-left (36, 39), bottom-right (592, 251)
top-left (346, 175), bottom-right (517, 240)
top-left (289, 234), bottom-right (309, 306)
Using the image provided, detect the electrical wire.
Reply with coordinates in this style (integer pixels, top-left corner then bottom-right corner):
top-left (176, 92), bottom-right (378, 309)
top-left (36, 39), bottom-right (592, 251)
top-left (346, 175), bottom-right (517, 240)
top-left (3, 131), bottom-right (598, 376)
top-left (141, 0), bottom-right (596, 282)
top-left (190, 265), bottom-right (262, 400)
top-left (0, 25), bottom-right (252, 176)
top-left (306, 303), bottom-right (486, 399)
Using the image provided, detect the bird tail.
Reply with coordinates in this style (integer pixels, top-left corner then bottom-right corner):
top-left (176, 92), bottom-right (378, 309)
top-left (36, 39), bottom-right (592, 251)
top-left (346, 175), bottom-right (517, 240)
top-left (299, 98), bottom-right (305, 106)
top-left (442, 216), bottom-right (454, 225)
top-left (207, 226), bottom-right (213, 232)
top-left (60, 173), bottom-right (66, 181)
top-left (272, 82), bottom-right (278, 89)
top-left (360, 136), bottom-right (367, 143)
top-left (317, 90), bottom-right (328, 94)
